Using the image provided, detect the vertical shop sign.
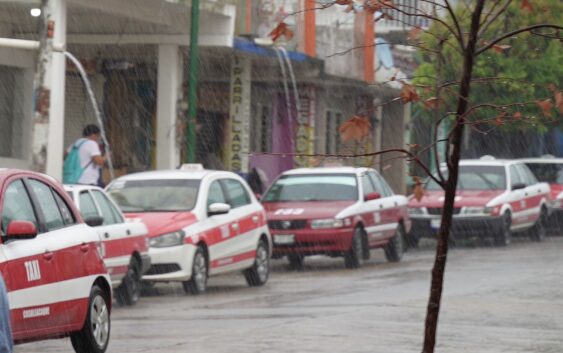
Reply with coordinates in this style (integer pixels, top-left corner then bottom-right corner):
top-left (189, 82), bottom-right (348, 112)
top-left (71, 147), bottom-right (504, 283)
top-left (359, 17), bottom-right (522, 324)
top-left (294, 87), bottom-right (315, 167)
top-left (228, 55), bottom-right (251, 173)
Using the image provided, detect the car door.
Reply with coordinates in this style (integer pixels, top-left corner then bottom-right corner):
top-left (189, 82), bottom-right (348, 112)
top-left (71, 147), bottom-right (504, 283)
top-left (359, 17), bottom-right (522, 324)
top-left (90, 190), bottom-right (146, 284)
top-left (508, 165), bottom-right (527, 227)
top-left (358, 172), bottom-right (389, 244)
top-left (218, 178), bottom-right (261, 272)
top-left (0, 178), bottom-right (61, 335)
top-left (370, 171), bottom-right (402, 237)
top-left (518, 164), bottom-right (544, 225)
top-left (25, 179), bottom-right (101, 329)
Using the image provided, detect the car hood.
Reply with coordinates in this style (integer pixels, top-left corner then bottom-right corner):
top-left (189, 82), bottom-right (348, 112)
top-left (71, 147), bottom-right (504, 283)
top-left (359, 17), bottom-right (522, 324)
top-left (408, 190), bottom-right (505, 208)
top-left (262, 201), bottom-right (356, 220)
top-left (124, 212), bottom-right (198, 238)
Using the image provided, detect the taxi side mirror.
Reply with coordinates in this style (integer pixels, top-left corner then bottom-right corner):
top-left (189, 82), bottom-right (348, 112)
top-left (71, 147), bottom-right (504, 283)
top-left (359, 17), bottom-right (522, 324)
top-left (6, 221), bottom-right (38, 240)
top-left (85, 216), bottom-right (104, 227)
top-left (208, 203), bottom-right (231, 217)
top-left (365, 192), bottom-right (381, 201)
top-left (511, 183), bottom-right (526, 191)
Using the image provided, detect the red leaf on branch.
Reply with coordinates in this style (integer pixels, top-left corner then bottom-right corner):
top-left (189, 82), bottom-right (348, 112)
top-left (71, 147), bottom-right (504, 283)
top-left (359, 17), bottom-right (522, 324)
top-left (268, 22), bottom-right (294, 42)
top-left (521, 0), bottom-right (533, 12)
top-left (513, 111), bottom-right (522, 120)
top-left (494, 112), bottom-right (507, 126)
top-left (407, 26), bottom-right (423, 41)
top-left (413, 176), bottom-right (424, 202)
top-left (400, 83), bottom-right (420, 103)
top-left (555, 91), bottom-right (563, 114)
top-left (423, 97), bottom-right (443, 110)
top-left (492, 44), bottom-right (511, 53)
top-left (339, 116), bottom-right (372, 143)
top-left (536, 99), bottom-right (553, 117)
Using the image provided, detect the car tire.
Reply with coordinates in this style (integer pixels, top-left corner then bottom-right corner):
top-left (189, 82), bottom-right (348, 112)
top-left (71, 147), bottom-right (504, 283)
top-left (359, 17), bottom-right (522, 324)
top-left (494, 212), bottom-right (512, 246)
top-left (115, 258), bottom-right (141, 306)
top-left (530, 207), bottom-right (547, 242)
top-left (70, 285), bottom-right (111, 353)
top-left (244, 240), bottom-right (270, 287)
top-left (182, 246), bottom-right (208, 295)
top-left (344, 228), bottom-right (365, 269)
top-left (384, 224), bottom-right (405, 262)
top-left (287, 254), bottom-right (305, 270)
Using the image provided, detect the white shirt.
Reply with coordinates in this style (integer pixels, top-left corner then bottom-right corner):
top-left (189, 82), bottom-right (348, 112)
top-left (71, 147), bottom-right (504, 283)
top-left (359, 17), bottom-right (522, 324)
top-left (67, 138), bottom-right (102, 185)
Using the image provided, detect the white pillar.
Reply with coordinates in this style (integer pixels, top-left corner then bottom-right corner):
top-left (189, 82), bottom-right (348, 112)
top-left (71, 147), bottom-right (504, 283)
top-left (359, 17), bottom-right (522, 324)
top-left (45, 0), bottom-right (67, 179)
top-left (156, 44), bottom-right (182, 170)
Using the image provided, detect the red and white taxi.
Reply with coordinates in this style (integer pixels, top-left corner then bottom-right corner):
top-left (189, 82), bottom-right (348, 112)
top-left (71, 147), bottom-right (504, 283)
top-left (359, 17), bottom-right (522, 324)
top-left (0, 169), bottom-right (111, 353)
top-left (408, 158), bottom-right (550, 245)
top-left (520, 157), bottom-right (563, 232)
top-left (65, 185), bottom-right (150, 306)
top-left (261, 167), bottom-right (411, 269)
top-left (106, 165), bottom-right (272, 295)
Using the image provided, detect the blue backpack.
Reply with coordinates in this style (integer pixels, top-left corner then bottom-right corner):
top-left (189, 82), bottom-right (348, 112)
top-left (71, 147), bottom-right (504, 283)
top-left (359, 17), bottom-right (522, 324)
top-left (63, 140), bottom-right (89, 184)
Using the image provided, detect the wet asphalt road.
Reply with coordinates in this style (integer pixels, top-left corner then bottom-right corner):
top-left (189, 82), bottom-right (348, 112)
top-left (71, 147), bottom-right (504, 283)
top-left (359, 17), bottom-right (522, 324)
top-left (16, 237), bottom-right (563, 353)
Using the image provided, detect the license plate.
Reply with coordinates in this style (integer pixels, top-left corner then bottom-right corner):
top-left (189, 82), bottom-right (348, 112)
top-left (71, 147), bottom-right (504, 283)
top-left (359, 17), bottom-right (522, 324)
top-left (274, 234), bottom-right (295, 245)
top-left (431, 219), bottom-right (441, 230)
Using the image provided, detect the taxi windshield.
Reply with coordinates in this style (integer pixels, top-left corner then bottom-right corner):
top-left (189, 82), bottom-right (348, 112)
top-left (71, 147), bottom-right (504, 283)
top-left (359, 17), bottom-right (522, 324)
top-left (262, 174), bottom-right (358, 202)
top-left (426, 165), bottom-right (506, 191)
top-left (525, 163), bottom-right (563, 184)
top-left (107, 179), bottom-right (200, 212)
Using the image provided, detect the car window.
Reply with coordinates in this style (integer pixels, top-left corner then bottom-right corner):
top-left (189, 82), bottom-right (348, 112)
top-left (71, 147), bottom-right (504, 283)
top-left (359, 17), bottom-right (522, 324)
top-left (369, 171), bottom-right (394, 197)
top-left (92, 190), bottom-right (119, 225)
top-left (79, 191), bottom-right (100, 219)
top-left (263, 174), bottom-right (358, 202)
top-left (427, 165), bottom-right (507, 191)
top-left (53, 191), bottom-right (76, 225)
top-left (208, 180), bottom-right (227, 207)
top-left (360, 173), bottom-right (376, 196)
top-left (1, 180), bottom-right (38, 235)
top-left (28, 179), bottom-right (65, 232)
top-left (525, 162), bottom-right (563, 183)
top-left (510, 165), bottom-right (524, 188)
top-left (519, 165), bottom-right (538, 185)
top-left (222, 179), bottom-right (251, 208)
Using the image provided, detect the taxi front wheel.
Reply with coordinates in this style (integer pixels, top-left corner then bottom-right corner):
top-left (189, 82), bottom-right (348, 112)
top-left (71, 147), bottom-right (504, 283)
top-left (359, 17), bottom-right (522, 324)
top-left (115, 258), bottom-right (141, 306)
top-left (384, 224), bottom-right (405, 263)
top-left (344, 228), bottom-right (366, 269)
top-left (244, 240), bottom-right (270, 286)
top-left (183, 246), bottom-right (208, 295)
top-left (71, 285), bottom-right (111, 353)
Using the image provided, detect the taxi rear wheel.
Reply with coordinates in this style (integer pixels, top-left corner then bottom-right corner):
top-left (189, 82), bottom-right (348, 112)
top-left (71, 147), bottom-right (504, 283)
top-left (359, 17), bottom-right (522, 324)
top-left (244, 240), bottom-right (270, 286)
top-left (71, 285), bottom-right (111, 353)
top-left (344, 228), bottom-right (365, 269)
top-left (384, 224), bottom-right (405, 262)
top-left (115, 258), bottom-right (141, 306)
top-left (183, 247), bottom-right (208, 295)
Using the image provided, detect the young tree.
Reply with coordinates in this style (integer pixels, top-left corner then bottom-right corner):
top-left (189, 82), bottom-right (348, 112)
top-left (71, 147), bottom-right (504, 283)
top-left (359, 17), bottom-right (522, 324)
top-left (266, 1), bottom-right (562, 352)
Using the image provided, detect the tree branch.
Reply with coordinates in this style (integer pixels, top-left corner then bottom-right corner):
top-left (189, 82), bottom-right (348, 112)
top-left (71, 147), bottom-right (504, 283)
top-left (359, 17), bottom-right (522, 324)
top-left (477, 24), bottom-right (563, 55)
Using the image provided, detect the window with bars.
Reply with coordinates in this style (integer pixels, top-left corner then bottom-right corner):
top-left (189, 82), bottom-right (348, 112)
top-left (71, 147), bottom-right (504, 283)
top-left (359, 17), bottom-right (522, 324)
top-left (325, 110), bottom-right (343, 154)
top-left (251, 104), bottom-right (272, 153)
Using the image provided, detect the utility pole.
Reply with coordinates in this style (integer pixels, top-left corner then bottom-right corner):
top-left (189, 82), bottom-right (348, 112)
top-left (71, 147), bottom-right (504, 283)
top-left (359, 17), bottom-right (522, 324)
top-left (186, 0), bottom-right (200, 163)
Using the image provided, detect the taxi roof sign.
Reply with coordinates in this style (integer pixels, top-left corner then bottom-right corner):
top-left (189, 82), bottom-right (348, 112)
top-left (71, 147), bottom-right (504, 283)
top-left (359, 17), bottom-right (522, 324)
top-left (179, 163), bottom-right (204, 171)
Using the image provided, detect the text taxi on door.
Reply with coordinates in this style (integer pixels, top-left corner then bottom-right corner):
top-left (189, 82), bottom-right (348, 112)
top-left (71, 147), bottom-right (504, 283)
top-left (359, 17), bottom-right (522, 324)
top-left (407, 157), bottom-right (550, 246)
top-left (0, 169), bottom-right (112, 353)
top-left (261, 167), bottom-right (411, 270)
top-left (106, 164), bottom-right (272, 295)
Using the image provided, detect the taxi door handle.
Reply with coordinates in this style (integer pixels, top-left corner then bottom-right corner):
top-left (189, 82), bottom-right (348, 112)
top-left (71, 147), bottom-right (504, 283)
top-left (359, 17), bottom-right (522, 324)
top-left (379, 205), bottom-right (384, 209)
top-left (525, 192), bottom-right (529, 197)
top-left (80, 243), bottom-right (90, 253)
top-left (43, 252), bottom-right (54, 261)
top-left (126, 229), bottom-right (131, 236)
top-left (104, 232), bottom-right (110, 239)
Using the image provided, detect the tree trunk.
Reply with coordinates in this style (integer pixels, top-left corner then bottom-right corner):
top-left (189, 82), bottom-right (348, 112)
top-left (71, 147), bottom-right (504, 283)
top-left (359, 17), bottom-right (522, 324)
top-left (422, 1), bottom-right (486, 352)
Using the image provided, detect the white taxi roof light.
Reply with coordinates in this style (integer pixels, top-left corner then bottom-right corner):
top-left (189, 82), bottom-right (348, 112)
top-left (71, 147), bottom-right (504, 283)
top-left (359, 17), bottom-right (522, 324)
top-left (179, 163), bottom-right (204, 171)
top-left (480, 155), bottom-right (496, 160)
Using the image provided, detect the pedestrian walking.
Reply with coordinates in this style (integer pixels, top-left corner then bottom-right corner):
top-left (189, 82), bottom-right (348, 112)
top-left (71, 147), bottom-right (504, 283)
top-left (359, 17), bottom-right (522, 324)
top-left (63, 124), bottom-right (108, 185)
top-left (0, 275), bottom-right (12, 353)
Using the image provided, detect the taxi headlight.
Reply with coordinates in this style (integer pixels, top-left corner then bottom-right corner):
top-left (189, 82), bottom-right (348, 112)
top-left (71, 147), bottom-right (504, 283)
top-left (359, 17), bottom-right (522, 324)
top-left (150, 231), bottom-right (185, 248)
top-left (311, 219), bottom-right (345, 229)
top-left (462, 207), bottom-right (493, 215)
